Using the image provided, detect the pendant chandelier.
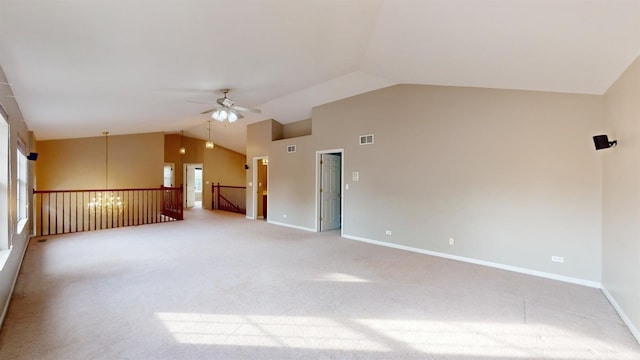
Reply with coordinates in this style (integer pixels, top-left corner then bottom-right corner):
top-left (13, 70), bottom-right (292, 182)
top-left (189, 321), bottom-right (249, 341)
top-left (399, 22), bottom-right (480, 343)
top-left (179, 130), bottom-right (186, 154)
top-left (205, 120), bottom-right (214, 149)
top-left (87, 131), bottom-right (123, 211)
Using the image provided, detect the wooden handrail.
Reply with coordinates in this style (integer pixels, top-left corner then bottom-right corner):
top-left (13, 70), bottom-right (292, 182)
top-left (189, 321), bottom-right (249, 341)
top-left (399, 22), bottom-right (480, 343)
top-left (219, 194), bottom-right (241, 212)
top-left (33, 186), bottom-right (183, 194)
top-left (33, 185), bottom-right (183, 236)
top-left (212, 183), bottom-right (246, 215)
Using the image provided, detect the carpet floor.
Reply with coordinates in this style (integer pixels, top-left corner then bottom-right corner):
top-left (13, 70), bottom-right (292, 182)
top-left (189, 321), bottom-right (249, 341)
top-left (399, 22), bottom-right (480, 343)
top-left (0, 208), bottom-right (639, 359)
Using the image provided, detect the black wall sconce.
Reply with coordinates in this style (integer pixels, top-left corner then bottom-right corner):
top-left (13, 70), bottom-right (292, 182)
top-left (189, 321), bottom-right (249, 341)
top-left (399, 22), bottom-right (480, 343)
top-left (27, 152), bottom-right (38, 161)
top-left (593, 135), bottom-right (617, 150)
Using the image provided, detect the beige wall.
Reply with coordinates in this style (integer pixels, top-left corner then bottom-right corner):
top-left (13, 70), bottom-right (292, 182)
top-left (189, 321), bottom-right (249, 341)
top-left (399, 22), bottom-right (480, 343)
top-left (165, 133), bottom-right (205, 188)
top-left (281, 119), bottom-right (312, 139)
top-left (165, 134), bottom-right (245, 209)
top-left (247, 84), bottom-right (605, 283)
top-left (0, 65), bottom-right (35, 327)
top-left (246, 120), bottom-right (276, 218)
top-left (36, 132), bottom-right (164, 190)
top-left (602, 55), bottom-right (640, 340)
top-left (202, 143), bottom-right (246, 210)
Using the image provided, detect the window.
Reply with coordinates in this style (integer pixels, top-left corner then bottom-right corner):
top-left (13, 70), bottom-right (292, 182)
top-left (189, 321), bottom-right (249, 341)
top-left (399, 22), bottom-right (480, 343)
top-left (0, 108), bottom-right (9, 250)
top-left (16, 149), bottom-right (27, 233)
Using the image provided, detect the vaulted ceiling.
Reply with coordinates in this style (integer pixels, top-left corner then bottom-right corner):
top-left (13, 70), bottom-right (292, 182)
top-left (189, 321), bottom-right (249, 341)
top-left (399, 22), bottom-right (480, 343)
top-left (1, 0), bottom-right (638, 154)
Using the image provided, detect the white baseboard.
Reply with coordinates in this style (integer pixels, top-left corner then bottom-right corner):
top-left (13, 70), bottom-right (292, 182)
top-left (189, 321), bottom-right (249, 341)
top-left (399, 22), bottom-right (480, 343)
top-left (342, 234), bottom-right (601, 288)
top-left (267, 220), bottom-right (315, 232)
top-left (601, 286), bottom-right (640, 344)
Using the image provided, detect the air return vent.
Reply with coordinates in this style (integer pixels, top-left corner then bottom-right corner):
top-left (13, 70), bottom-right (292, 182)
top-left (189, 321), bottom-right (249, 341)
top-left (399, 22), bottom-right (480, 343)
top-left (359, 134), bottom-right (374, 145)
top-left (287, 145), bottom-right (296, 153)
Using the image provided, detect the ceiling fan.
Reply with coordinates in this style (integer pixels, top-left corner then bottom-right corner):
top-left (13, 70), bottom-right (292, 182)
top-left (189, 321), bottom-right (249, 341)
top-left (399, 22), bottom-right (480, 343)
top-left (199, 89), bottom-right (261, 123)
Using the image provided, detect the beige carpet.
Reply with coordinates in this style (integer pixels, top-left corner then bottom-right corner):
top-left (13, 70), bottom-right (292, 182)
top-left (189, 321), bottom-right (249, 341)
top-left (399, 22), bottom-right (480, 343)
top-left (0, 208), bottom-right (638, 359)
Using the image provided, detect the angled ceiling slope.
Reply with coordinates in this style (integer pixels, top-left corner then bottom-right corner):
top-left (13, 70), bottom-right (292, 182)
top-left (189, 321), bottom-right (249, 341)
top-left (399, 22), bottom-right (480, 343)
top-left (0, 0), bottom-right (638, 154)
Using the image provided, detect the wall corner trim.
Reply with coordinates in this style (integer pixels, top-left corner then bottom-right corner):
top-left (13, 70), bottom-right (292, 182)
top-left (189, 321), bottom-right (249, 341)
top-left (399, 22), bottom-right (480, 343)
top-left (341, 234), bottom-right (602, 288)
top-left (601, 286), bottom-right (640, 345)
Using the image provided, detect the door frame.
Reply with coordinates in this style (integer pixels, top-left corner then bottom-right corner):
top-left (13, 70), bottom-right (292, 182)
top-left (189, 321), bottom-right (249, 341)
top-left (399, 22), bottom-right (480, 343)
top-left (183, 163), bottom-right (203, 208)
top-left (315, 149), bottom-right (344, 234)
top-left (251, 156), bottom-right (269, 220)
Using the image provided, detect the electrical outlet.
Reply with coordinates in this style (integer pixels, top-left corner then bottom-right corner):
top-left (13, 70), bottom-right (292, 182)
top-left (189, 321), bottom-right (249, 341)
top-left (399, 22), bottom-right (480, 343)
top-left (385, 230), bottom-right (392, 235)
top-left (551, 256), bottom-right (564, 263)
top-left (449, 237), bottom-right (455, 246)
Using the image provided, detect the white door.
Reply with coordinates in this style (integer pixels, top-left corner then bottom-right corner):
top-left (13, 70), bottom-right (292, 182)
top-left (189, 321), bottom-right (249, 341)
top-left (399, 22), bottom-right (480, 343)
top-left (184, 164), bottom-right (197, 208)
top-left (163, 163), bottom-right (174, 187)
top-left (320, 153), bottom-right (341, 231)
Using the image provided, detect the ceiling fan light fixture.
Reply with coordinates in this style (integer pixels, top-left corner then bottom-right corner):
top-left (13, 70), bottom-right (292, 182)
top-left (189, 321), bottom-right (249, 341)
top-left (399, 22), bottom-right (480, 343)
top-left (202, 89), bottom-right (259, 122)
top-left (221, 98), bottom-right (234, 107)
top-left (228, 110), bottom-right (238, 123)
top-left (212, 109), bottom-right (224, 121)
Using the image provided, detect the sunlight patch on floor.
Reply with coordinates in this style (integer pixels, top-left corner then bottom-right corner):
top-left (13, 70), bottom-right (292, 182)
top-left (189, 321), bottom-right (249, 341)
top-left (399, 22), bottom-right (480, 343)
top-left (355, 318), bottom-right (614, 358)
top-left (313, 272), bottom-right (371, 283)
top-left (155, 312), bottom-right (390, 351)
top-left (156, 312), bottom-right (626, 358)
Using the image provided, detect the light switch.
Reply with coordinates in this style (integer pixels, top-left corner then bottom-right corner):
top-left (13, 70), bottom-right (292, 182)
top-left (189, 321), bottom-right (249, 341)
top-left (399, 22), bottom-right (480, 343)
top-left (352, 171), bottom-right (359, 181)
top-left (249, 182), bottom-right (253, 187)
top-left (345, 184), bottom-right (349, 190)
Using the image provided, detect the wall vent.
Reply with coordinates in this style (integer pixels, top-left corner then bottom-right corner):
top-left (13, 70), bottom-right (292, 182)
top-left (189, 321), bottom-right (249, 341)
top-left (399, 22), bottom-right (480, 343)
top-left (287, 145), bottom-right (297, 153)
top-left (359, 134), bottom-right (374, 145)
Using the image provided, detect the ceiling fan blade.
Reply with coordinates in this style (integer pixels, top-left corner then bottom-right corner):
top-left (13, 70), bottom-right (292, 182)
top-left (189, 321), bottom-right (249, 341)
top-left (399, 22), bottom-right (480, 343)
top-left (187, 100), bottom-right (213, 105)
top-left (231, 105), bottom-right (261, 114)
top-left (200, 108), bottom-right (217, 115)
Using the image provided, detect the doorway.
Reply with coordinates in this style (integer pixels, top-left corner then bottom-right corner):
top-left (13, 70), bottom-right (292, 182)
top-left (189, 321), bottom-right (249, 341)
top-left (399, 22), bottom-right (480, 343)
top-left (252, 156), bottom-right (268, 220)
top-left (163, 163), bottom-right (175, 187)
top-left (183, 163), bottom-right (203, 208)
top-left (317, 150), bottom-right (343, 232)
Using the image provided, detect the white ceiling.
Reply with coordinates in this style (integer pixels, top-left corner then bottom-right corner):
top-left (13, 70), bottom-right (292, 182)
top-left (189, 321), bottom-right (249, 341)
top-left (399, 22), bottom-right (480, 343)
top-left (1, 0), bottom-right (638, 154)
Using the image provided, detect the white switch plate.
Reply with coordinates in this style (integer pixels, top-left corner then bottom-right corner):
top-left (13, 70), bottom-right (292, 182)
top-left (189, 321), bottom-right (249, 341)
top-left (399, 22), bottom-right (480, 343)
top-left (385, 230), bottom-right (392, 235)
top-left (551, 256), bottom-right (564, 263)
top-left (352, 171), bottom-right (359, 181)
top-left (345, 184), bottom-right (349, 190)
top-left (449, 238), bottom-right (455, 246)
